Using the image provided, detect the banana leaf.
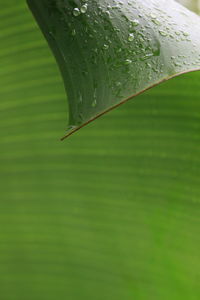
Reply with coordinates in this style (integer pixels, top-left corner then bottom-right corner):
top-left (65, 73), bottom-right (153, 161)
top-left (0, 1), bottom-right (200, 299)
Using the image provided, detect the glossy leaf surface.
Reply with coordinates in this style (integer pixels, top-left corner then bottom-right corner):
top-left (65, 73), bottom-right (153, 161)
top-left (27, 0), bottom-right (200, 138)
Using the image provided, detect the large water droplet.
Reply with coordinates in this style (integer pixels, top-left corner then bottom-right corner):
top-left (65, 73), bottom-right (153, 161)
top-left (81, 4), bottom-right (88, 14)
top-left (73, 8), bottom-right (81, 17)
top-left (128, 33), bottom-right (134, 42)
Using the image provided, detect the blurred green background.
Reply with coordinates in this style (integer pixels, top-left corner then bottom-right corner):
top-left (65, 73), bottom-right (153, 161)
top-left (0, 1), bottom-right (200, 299)
top-left (177, 0), bottom-right (200, 13)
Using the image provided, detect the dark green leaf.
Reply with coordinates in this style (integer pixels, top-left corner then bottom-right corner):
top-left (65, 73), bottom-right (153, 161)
top-left (27, 0), bottom-right (200, 138)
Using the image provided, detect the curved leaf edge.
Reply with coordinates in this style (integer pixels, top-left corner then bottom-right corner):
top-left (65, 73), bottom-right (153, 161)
top-left (61, 68), bottom-right (200, 141)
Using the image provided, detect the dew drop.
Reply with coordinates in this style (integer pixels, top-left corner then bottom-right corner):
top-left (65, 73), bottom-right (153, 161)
top-left (128, 33), bottom-right (134, 42)
top-left (159, 30), bottom-right (167, 37)
top-left (116, 81), bottom-right (122, 87)
top-left (103, 44), bottom-right (109, 50)
top-left (152, 18), bottom-right (161, 25)
top-left (150, 13), bottom-right (157, 19)
top-left (71, 29), bottom-right (76, 36)
top-left (140, 53), bottom-right (153, 61)
top-left (146, 62), bottom-right (152, 68)
top-left (73, 8), bottom-right (81, 17)
top-left (81, 4), bottom-right (88, 14)
top-left (125, 59), bottom-right (132, 65)
top-left (92, 87), bottom-right (97, 108)
top-left (131, 19), bottom-right (140, 26)
top-left (183, 31), bottom-right (189, 37)
top-left (117, 48), bottom-right (122, 53)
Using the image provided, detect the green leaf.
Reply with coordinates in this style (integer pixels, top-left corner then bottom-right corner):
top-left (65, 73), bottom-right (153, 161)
top-left (27, 0), bottom-right (200, 138)
top-left (0, 1), bottom-right (200, 300)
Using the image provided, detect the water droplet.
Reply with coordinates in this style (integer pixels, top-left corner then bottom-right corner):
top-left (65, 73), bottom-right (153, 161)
top-left (174, 62), bottom-right (182, 67)
top-left (128, 33), bottom-right (134, 42)
top-left (140, 53), bottom-right (154, 61)
top-left (124, 59), bottom-right (132, 65)
top-left (103, 44), bottom-right (109, 50)
top-left (116, 81), bottom-right (122, 87)
top-left (92, 87), bottom-right (97, 108)
top-left (150, 13), bottom-right (157, 19)
top-left (131, 19), bottom-right (140, 26)
top-left (71, 29), bottom-right (76, 36)
top-left (183, 31), bottom-right (189, 37)
top-left (152, 18), bottom-right (161, 25)
top-left (73, 8), bottom-right (81, 17)
top-left (159, 30), bottom-right (167, 37)
top-left (81, 4), bottom-right (88, 14)
top-left (146, 63), bottom-right (152, 68)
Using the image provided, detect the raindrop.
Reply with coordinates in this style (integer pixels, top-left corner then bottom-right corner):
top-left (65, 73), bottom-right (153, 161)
top-left (128, 33), bottom-right (134, 42)
top-left (150, 13), bottom-right (156, 19)
top-left (146, 62), bottom-right (152, 68)
top-left (116, 81), bottom-right (122, 87)
top-left (183, 31), bottom-right (189, 37)
top-left (73, 8), bottom-right (81, 17)
top-left (71, 29), bottom-right (76, 36)
top-left (81, 4), bottom-right (88, 14)
top-left (125, 59), bottom-right (132, 65)
top-left (159, 30), bottom-right (167, 37)
top-left (152, 18), bottom-right (161, 25)
top-left (103, 44), bottom-right (109, 50)
top-left (92, 87), bottom-right (97, 108)
top-left (131, 19), bottom-right (140, 26)
top-left (140, 53), bottom-right (153, 61)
